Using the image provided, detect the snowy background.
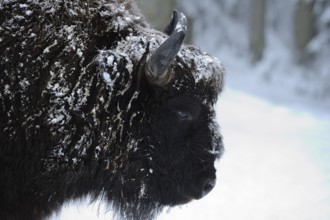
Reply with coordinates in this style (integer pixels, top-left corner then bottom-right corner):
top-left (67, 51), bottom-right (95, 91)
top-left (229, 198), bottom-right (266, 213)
top-left (50, 0), bottom-right (330, 219)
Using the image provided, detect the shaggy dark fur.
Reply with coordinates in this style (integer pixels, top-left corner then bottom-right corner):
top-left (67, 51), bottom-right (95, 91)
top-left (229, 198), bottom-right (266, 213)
top-left (0, 1), bottom-right (225, 219)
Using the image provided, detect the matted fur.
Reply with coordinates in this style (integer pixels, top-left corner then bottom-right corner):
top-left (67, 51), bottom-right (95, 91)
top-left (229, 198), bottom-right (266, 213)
top-left (0, 1), bottom-right (225, 219)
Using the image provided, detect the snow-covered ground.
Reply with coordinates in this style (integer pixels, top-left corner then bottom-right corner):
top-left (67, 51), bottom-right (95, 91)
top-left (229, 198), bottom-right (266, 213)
top-left (50, 77), bottom-right (330, 219)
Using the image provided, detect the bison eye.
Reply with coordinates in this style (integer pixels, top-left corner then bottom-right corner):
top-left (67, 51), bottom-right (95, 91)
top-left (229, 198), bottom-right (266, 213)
top-left (175, 110), bottom-right (192, 120)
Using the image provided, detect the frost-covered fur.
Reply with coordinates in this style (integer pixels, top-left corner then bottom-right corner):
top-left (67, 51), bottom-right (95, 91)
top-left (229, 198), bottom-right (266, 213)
top-left (0, 1), bottom-right (225, 220)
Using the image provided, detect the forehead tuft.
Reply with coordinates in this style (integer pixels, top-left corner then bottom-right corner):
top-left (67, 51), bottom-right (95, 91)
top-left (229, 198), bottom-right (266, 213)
top-left (176, 45), bottom-right (226, 97)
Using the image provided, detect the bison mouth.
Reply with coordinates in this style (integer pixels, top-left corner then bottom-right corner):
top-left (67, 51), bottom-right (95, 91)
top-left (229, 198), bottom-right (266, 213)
top-left (149, 167), bottom-right (217, 206)
top-left (176, 177), bottom-right (216, 204)
top-left (180, 168), bottom-right (217, 201)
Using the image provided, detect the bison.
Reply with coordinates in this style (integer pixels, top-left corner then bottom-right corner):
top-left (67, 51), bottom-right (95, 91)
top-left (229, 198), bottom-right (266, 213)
top-left (0, 0), bottom-right (226, 219)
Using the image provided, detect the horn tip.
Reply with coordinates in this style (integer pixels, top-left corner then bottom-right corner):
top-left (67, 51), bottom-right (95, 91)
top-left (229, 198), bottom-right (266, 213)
top-left (175, 12), bottom-right (187, 33)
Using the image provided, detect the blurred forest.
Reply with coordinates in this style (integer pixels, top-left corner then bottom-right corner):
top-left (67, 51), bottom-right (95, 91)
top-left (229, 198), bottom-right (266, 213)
top-left (137, 0), bottom-right (330, 107)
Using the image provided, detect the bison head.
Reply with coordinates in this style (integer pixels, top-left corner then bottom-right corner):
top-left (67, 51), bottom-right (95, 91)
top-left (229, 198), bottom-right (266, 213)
top-left (101, 11), bottom-right (225, 219)
top-left (141, 11), bottom-right (224, 204)
top-left (0, 2), bottom-right (224, 219)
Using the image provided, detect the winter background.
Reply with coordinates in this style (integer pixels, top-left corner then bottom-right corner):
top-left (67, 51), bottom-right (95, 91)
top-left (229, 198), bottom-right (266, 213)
top-left (49, 0), bottom-right (330, 219)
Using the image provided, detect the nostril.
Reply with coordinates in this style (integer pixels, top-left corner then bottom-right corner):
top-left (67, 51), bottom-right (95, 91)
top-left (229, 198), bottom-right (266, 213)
top-left (202, 178), bottom-right (216, 197)
top-left (183, 170), bottom-right (217, 200)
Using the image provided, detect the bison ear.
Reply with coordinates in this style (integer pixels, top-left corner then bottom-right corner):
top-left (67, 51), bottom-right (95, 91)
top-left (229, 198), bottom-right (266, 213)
top-left (145, 11), bottom-right (187, 87)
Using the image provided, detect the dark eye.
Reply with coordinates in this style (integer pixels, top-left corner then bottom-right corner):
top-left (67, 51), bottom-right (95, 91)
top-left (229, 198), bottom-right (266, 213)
top-left (175, 110), bottom-right (192, 120)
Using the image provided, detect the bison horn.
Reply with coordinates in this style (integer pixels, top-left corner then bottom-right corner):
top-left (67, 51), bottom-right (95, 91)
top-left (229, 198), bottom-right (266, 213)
top-left (145, 10), bottom-right (187, 87)
top-left (164, 10), bottom-right (181, 36)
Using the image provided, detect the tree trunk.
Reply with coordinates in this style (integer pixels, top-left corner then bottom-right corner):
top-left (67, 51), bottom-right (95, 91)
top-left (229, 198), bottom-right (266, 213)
top-left (294, 0), bottom-right (315, 54)
top-left (249, 0), bottom-right (266, 62)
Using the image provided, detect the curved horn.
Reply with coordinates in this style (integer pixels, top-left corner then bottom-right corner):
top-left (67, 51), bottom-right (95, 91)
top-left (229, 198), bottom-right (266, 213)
top-left (145, 11), bottom-right (187, 87)
top-left (164, 10), bottom-right (180, 35)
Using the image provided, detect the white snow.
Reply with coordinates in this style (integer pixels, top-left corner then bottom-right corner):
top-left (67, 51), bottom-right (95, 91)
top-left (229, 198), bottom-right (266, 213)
top-left (174, 12), bottom-right (187, 33)
top-left (14, 15), bottom-right (25, 20)
top-left (25, 10), bottom-right (33, 16)
top-left (102, 72), bottom-right (113, 86)
top-left (49, 114), bottom-right (65, 125)
top-left (19, 3), bottom-right (28, 8)
top-left (63, 25), bottom-right (75, 41)
top-left (46, 7), bottom-right (56, 14)
top-left (43, 40), bottom-right (58, 54)
top-left (106, 55), bottom-right (114, 66)
top-left (76, 48), bottom-right (83, 57)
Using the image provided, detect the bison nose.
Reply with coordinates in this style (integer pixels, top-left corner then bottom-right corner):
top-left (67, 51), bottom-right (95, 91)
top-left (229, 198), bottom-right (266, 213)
top-left (202, 177), bottom-right (216, 198)
top-left (188, 172), bottom-right (216, 200)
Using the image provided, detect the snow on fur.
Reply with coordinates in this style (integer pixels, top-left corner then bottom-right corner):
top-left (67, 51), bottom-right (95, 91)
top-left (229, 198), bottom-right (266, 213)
top-left (0, 1), bottom-right (225, 220)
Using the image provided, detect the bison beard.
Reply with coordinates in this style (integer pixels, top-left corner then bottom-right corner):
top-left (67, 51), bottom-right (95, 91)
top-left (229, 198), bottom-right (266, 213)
top-left (0, 1), bottom-right (226, 220)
